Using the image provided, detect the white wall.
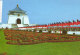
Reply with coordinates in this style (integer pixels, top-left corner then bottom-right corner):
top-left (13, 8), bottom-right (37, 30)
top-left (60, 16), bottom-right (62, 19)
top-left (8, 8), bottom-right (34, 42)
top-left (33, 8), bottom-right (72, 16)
top-left (0, 0), bottom-right (2, 23)
top-left (24, 15), bottom-right (29, 24)
top-left (67, 31), bottom-right (80, 35)
top-left (0, 24), bottom-right (12, 28)
top-left (8, 14), bottom-right (29, 24)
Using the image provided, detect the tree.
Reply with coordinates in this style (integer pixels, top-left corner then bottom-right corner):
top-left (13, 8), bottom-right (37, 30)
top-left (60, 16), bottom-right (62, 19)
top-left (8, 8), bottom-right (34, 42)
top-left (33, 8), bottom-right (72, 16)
top-left (33, 29), bottom-right (36, 32)
top-left (39, 30), bottom-right (42, 33)
top-left (48, 30), bottom-right (51, 33)
top-left (62, 30), bottom-right (67, 35)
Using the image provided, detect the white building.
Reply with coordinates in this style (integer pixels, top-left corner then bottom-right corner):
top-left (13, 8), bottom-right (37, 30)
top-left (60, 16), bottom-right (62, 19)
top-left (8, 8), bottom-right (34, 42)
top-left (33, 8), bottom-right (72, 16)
top-left (8, 4), bottom-right (29, 24)
top-left (0, 4), bottom-right (36, 28)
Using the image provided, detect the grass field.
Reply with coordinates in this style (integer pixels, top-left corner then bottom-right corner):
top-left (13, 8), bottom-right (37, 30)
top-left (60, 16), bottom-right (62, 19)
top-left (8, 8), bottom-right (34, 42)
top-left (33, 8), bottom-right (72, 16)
top-left (0, 30), bottom-right (80, 55)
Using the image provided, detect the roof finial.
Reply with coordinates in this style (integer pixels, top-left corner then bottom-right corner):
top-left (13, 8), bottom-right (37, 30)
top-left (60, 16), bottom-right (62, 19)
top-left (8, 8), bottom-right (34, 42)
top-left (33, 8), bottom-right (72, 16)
top-left (17, 4), bottom-right (19, 8)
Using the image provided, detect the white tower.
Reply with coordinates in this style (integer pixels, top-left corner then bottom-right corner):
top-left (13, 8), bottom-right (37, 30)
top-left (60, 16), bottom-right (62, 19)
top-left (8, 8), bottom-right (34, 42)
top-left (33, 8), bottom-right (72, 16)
top-left (8, 4), bottom-right (29, 24)
top-left (0, 0), bottom-right (2, 23)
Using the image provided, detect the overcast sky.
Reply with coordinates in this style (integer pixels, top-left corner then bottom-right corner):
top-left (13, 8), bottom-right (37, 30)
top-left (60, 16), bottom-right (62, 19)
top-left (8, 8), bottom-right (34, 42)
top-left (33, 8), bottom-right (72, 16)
top-left (2, 0), bottom-right (80, 24)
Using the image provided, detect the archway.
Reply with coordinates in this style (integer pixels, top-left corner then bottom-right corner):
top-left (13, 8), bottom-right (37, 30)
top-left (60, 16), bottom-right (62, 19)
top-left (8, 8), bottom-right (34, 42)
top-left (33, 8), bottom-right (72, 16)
top-left (16, 19), bottom-right (21, 24)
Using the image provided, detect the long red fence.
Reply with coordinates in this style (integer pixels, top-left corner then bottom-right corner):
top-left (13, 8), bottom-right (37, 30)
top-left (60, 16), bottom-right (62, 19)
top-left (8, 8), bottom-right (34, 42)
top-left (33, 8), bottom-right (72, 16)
top-left (18, 20), bottom-right (80, 29)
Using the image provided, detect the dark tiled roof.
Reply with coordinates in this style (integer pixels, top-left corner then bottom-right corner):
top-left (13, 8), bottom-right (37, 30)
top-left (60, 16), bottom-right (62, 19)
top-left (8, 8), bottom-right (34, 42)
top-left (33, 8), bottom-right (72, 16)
top-left (12, 7), bottom-right (23, 11)
top-left (9, 4), bottom-right (26, 14)
top-left (10, 4), bottom-right (25, 12)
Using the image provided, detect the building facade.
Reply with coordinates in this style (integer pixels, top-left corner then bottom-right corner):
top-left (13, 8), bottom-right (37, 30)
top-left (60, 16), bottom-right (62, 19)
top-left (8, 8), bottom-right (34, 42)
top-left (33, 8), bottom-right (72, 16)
top-left (0, 0), bottom-right (2, 22)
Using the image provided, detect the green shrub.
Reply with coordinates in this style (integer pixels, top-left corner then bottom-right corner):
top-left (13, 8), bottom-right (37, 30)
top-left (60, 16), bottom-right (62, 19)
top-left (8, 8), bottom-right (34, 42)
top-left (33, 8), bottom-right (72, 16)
top-left (62, 30), bottom-right (67, 34)
top-left (55, 31), bottom-right (56, 33)
top-left (29, 30), bottom-right (32, 32)
top-left (73, 33), bottom-right (75, 35)
top-left (48, 30), bottom-right (51, 33)
top-left (39, 30), bottom-right (42, 33)
top-left (6, 27), bottom-right (8, 29)
top-left (33, 29), bottom-right (36, 32)
top-left (26, 30), bottom-right (28, 31)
